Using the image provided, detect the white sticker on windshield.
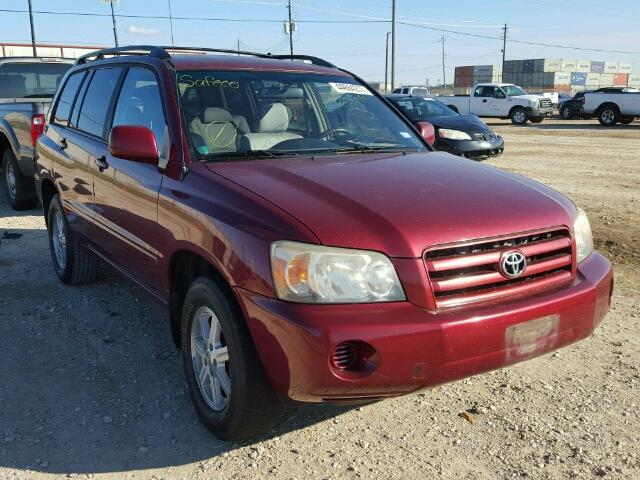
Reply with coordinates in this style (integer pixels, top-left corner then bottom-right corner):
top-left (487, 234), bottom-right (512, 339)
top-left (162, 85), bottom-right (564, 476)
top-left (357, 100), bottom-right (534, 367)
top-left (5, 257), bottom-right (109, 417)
top-left (399, 132), bottom-right (412, 138)
top-left (329, 82), bottom-right (373, 95)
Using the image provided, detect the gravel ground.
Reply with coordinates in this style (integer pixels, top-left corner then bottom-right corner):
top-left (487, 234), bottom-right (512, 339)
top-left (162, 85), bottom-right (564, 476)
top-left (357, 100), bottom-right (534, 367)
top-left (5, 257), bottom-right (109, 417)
top-left (0, 118), bottom-right (638, 480)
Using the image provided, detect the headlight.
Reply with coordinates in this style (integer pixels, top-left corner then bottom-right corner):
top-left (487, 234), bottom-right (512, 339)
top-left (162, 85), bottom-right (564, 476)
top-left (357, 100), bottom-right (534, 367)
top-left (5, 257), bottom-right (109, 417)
top-left (530, 100), bottom-right (539, 107)
top-left (438, 128), bottom-right (472, 140)
top-left (573, 208), bottom-right (594, 263)
top-left (270, 241), bottom-right (405, 303)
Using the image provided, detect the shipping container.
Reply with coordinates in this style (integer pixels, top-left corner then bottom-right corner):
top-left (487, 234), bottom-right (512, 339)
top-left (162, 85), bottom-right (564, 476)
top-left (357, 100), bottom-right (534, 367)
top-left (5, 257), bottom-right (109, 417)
top-left (543, 59), bottom-right (563, 72)
top-left (455, 66), bottom-right (474, 77)
top-left (575, 60), bottom-right (591, 73)
top-left (604, 62), bottom-right (618, 73)
top-left (590, 61), bottom-right (605, 73)
top-left (561, 59), bottom-right (577, 71)
top-left (585, 73), bottom-right (600, 86)
top-left (599, 73), bottom-right (614, 86)
top-left (629, 74), bottom-right (640, 86)
top-left (533, 72), bottom-right (545, 86)
top-left (617, 63), bottom-right (632, 73)
top-left (553, 84), bottom-right (571, 94)
top-left (552, 72), bottom-right (571, 85)
top-left (570, 72), bottom-right (587, 85)
top-left (523, 59), bottom-right (535, 73)
top-left (613, 73), bottom-right (629, 86)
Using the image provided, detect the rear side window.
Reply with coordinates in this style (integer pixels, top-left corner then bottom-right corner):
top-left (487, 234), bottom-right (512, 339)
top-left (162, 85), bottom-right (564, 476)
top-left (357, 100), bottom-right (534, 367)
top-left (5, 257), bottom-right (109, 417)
top-left (53, 72), bottom-right (86, 126)
top-left (112, 67), bottom-right (166, 151)
top-left (0, 62), bottom-right (71, 98)
top-left (77, 67), bottom-right (122, 138)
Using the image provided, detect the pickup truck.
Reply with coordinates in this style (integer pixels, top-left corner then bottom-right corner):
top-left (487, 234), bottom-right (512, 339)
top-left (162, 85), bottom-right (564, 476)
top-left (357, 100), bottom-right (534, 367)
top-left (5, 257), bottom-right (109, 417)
top-left (0, 56), bottom-right (72, 209)
top-left (583, 89), bottom-right (640, 126)
top-left (437, 83), bottom-right (553, 125)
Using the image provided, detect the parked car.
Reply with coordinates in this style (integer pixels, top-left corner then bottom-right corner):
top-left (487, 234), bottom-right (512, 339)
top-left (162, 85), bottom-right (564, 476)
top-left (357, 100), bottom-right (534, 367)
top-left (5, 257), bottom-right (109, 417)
top-left (0, 56), bottom-right (73, 209)
top-left (386, 94), bottom-right (503, 158)
top-left (391, 85), bottom-right (430, 96)
top-left (36, 45), bottom-right (613, 440)
top-left (437, 83), bottom-right (553, 125)
top-left (559, 91), bottom-right (588, 119)
top-left (583, 88), bottom-right (640, 126)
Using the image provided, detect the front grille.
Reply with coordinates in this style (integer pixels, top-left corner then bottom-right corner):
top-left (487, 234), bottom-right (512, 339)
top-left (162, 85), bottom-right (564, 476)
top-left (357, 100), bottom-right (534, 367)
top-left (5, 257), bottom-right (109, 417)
top-left (473, 132), bottom-right (498, 141)
top-left (424, 229), bottom-right (573, 308)
top-left (539, 98), bottom-right (552, 109)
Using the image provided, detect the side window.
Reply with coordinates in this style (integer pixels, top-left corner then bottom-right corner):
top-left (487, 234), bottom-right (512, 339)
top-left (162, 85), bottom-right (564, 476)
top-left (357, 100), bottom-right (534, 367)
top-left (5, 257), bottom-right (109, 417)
top-left (493, 87), bottom-right (506, 99)
top-left (112, 67), bottom-right (166, 151)
top-left (70, 70), bottom-right (93, 129)
top-left (53, 72), bottom-right (86, 126)
top-left (402, 88), bottom-right (409, 94)
top-left (77, 67), bottom-right (122, 138)
top-left (474, 87), bottom-right (484, 97)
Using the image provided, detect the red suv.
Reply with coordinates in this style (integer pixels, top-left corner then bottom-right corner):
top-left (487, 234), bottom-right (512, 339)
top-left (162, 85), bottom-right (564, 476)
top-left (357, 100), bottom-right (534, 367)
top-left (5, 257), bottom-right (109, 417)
top-left (35, 46), bottom-right (613, 440)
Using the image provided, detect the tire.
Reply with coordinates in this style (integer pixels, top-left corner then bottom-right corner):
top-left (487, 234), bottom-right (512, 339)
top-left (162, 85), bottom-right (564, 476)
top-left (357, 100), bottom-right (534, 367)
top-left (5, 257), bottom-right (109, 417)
top-left (510, 107), bottom-right (528, 125)
top-left (181, 277), bottom-right (284, 440)
top-left (529, 117), bottom-right (544, 124)
top-left (47, 194), bottom-right (98, 285)
top-left (620, 116), bottom-right (635, 125)
top-left (559, 105), bottom-right (571, 120)
top-left (598, 104), bottom-right (619, 126)
top-left (2, 149), bottom-right (37, 210)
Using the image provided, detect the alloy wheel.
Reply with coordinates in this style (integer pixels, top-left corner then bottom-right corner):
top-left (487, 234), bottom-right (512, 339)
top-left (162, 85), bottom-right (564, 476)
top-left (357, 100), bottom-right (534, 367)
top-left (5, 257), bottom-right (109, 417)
top-left (514, 111), bottom-right (526, 124)
top-left (601, 109), bottom-right (615, 124)
top-left (191, 306), bottom-right (231, 411)
top-left (5, 161), bottom-right (16, 200)
top-left (51, 210), bottom-right (67, 270)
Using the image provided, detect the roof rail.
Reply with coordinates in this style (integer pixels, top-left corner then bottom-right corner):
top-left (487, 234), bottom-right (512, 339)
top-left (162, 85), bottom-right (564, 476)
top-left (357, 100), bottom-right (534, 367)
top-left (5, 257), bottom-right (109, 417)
top-left (75, 45), bottom-right (171, 65)
top-left (75, 45), bottom-right (336, 68)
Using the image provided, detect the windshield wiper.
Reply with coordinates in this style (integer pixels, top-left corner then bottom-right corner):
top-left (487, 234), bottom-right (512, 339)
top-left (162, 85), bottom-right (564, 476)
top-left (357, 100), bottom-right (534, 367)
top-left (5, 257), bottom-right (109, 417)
top-left (336, 144), bottom-right (421, 154)
top-left (200, 150), bottom-right (281, 161)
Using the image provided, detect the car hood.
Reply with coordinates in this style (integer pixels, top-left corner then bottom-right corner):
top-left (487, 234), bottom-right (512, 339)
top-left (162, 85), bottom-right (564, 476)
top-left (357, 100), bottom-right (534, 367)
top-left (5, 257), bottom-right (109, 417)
top-left (207, 152), bottom-right (576, 258)
top-left (515, 94), bottom-right (545, 102)
top-left (419, 114), bottom-right (492, 133)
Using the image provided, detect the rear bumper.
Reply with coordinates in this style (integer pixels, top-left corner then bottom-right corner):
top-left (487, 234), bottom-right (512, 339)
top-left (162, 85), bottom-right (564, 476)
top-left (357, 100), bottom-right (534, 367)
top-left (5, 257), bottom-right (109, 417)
top-left (435, 136), bottom-right (504, 159)
top-left (237, 252), bottom-right (612, 402)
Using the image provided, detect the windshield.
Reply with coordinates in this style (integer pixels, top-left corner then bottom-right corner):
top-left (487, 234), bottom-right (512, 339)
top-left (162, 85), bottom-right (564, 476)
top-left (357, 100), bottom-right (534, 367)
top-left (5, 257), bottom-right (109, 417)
top-left (503, 85), bottom-right (527, 96)
top-left (176, 70), bottom-right (426, 160)
top-left (391, 97), bottom-right (458, 120)
top-left (0, 62), bottom-right (71, 99)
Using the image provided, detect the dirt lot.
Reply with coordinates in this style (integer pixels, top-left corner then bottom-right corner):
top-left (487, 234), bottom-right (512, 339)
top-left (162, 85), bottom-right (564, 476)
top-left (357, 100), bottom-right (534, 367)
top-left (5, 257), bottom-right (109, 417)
top-left (0, 119), bottom-right (638, 480)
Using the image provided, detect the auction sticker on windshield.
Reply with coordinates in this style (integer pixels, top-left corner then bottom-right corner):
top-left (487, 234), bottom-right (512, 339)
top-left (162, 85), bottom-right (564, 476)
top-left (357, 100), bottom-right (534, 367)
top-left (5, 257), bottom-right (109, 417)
top-left (329, 82), bottom-right (373, 95)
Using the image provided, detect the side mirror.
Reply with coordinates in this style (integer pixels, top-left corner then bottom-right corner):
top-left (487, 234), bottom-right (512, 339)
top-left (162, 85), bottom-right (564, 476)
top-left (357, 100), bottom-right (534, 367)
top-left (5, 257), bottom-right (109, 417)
top-left (108, 125), bottom-right (159, 164)
top-left (416, 121), bottom-right (435, 146)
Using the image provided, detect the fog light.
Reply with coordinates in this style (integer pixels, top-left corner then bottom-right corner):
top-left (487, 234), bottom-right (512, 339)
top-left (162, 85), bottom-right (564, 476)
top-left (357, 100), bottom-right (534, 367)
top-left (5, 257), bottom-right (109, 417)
top-left (330, 341), bottom-right (378, 374)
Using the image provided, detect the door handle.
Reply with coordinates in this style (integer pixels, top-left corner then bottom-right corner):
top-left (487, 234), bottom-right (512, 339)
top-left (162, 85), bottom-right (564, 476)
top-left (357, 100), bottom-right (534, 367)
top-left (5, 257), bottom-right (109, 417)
top-left (482, 99), bottom-right (488, 103)
top-left (59, 138), bottom-right (68, 150)
top-left (95, 155), bottom-right (109, 172)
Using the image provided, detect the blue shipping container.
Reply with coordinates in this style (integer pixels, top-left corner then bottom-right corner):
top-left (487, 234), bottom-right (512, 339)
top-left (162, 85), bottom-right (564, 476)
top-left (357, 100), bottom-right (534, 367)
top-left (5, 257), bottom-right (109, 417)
top-left (590, 61), bottom-right (605, 73)
top-left (571, 72), bottom-right (587, 85)
top-left (523, 60), bottom-right (535, 73)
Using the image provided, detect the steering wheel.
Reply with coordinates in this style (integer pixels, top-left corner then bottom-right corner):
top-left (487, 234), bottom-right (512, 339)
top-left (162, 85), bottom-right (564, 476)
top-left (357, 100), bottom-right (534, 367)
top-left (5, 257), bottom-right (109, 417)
top-left (318, 128), bottom-right (355, 140)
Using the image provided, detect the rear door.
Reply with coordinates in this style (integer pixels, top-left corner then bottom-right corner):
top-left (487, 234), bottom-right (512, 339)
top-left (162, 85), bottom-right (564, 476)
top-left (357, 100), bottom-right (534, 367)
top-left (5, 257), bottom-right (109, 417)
top-left (45, 69), bottom-right (95, 237)
top-left (91, 66), bottom-right (167, 294)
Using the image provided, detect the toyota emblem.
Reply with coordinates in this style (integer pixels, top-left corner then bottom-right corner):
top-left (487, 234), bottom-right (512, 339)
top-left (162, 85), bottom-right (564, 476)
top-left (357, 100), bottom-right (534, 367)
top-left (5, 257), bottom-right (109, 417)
top-left (500, 250), bottom-right (527, 278)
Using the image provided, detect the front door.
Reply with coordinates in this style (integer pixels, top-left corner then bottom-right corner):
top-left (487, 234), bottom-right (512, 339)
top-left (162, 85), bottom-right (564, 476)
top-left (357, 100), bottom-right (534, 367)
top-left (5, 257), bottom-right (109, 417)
top-left (470, 86), bottom-right (492, 115)
top-left (91, 66), bottom-right (167, 295)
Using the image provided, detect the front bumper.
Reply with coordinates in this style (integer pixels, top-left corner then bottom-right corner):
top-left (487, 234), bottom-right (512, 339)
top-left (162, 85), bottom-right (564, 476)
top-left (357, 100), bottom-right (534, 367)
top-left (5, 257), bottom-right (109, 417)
top-left (528, 107), bottom-right (554, 119)
top-left (435, 135), bottom-right (504, 159)
top-left (237, 252), bottom-right (612, 403)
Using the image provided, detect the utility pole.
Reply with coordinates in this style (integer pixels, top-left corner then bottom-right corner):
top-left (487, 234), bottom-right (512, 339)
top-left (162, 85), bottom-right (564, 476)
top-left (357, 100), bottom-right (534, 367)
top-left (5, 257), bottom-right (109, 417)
top-left (391, 0), bottom-right (396, 90)
top-left (384, 32), bottom-right (390, 92)
top-left (501, 24), bottom-right (508, 82)
top-left (107, 0), bottom-right (119, 47)
top-left (27, 0), bottom-right (37, 56)
top-left (287, 0), bottom-right (294, 57)
top-left (441, 35), bottom-right (446, 93)
top-left (237, 38), bottom-right (240, 56)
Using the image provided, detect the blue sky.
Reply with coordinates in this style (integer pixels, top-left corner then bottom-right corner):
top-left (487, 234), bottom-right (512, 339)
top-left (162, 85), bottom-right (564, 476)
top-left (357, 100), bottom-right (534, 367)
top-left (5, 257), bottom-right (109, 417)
top-left (2, 0), bottom-right (639, 85)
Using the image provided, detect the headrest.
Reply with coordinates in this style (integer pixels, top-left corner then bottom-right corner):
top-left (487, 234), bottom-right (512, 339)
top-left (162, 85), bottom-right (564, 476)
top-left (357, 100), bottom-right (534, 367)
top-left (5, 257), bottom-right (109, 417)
top-left (0, 74), bottom-right (26, 98)
top-left (202, 107), bottom-right (233, 124)
top-left (258, 103), bottom-right (289, 133)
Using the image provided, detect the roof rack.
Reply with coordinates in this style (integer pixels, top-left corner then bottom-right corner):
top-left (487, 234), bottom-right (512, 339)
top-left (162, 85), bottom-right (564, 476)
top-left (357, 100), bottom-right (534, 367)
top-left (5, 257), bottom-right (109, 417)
top-left (74, 45), bottom-right (336, 68)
